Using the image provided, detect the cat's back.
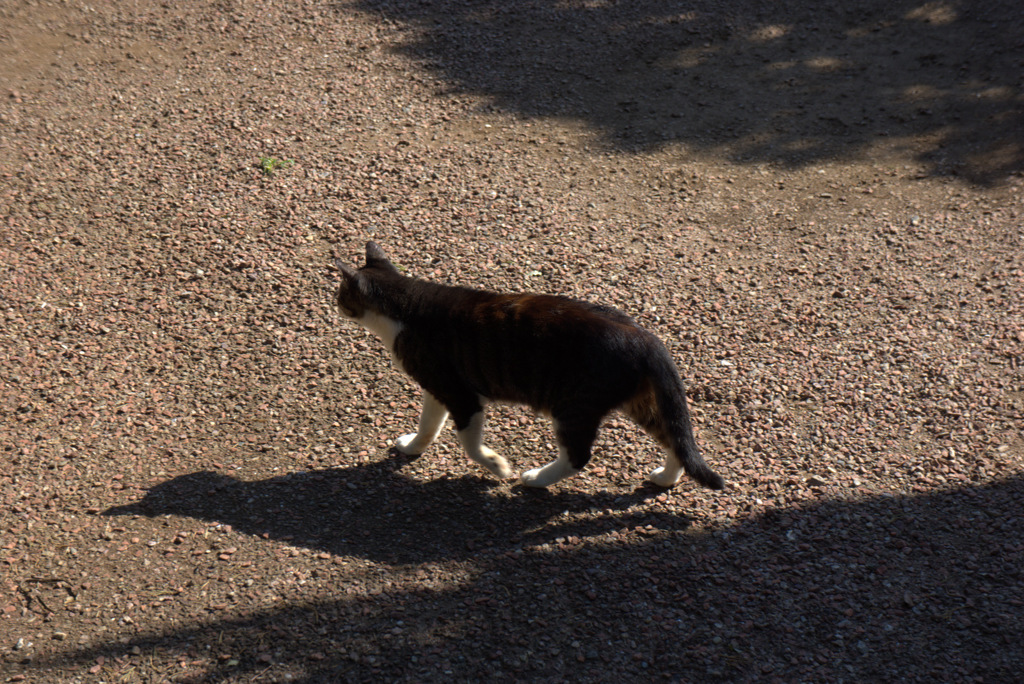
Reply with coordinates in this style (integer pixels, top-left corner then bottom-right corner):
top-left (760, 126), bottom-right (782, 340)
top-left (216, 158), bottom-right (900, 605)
top-left (406, 280), bottom-right (641, 340)
top-left (413, 281), bottom-right (654, 362)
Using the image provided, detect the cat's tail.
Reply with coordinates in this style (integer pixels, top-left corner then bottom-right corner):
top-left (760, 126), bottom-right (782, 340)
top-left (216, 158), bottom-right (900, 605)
top-left (646, 348), bottom-right (725, 490)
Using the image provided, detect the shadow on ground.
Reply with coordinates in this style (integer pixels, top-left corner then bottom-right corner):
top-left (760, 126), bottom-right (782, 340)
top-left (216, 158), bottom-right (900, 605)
top-left (59, 474), bottom-right (1024, 681)
top-left (353, 0), bottom-right (1023, 183)
top-left (105, 450), bottom-right (678, 565)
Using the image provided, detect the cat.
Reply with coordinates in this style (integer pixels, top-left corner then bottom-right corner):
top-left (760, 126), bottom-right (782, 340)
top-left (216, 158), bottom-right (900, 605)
top-left (333, 241), bottom-right (724, 491)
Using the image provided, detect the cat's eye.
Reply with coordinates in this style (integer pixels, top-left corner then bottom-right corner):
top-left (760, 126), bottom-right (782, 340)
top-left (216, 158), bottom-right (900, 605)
top-left (334, 290), bottom-right (357, 318)
top-left (337, 301), bottom-right (358, 318)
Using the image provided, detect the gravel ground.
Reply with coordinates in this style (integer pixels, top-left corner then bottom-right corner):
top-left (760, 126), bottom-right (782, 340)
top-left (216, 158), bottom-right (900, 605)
top-left (2, 1), bottom-right (1023, 682)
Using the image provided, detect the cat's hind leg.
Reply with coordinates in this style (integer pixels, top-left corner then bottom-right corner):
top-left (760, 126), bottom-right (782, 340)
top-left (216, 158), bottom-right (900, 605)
top-left (454, 410), bottom-right (513, 479)
top-left (648, 458), bottom-right (685, 488)
top-left (631, 412), bottom-right (685, 487)
top-left (395, 392), bottom-right (449, 455)
top-left (520, 418), bottom-right (598, 488)
top-left (624, 389), bottom-right (692, 488)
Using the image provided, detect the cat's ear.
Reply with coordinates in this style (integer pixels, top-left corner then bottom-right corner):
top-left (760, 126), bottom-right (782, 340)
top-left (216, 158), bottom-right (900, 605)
top-left (365, 241), bottom-right (400, 274)
top-left (365, 241), bottom-right (387, 262)
top-left (334, 258), bottom-right (359, 282)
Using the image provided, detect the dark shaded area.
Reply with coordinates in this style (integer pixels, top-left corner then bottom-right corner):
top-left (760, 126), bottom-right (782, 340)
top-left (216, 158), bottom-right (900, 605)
top-left (69, 476), bottom-right (1024, 681)
top-left (354, 0), bottom-right (1023, 183)
top-left (105, 451), bottom-right (677, 564)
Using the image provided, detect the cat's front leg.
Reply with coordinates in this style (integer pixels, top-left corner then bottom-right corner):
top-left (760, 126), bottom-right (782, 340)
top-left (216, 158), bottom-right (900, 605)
top-left (455, 411), bottom-right (514, 479)
top-left (395, 392), bottom-right (449, 455)
top-left (520, 418), bottom-right (597, 487)
top-left (520, 449), bottom-right (577, 488)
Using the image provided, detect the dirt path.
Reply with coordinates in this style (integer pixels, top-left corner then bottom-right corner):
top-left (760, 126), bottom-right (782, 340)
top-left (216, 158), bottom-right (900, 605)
top-left (2, 1), bottom-right (1022, 681)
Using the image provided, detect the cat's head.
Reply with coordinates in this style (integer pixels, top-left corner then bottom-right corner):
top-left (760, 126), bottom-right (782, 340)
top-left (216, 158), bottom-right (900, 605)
top-left (333, 241), bottom-right (400, 319)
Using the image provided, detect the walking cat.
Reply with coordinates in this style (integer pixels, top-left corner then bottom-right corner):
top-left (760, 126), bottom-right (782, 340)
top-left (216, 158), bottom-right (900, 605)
top-left (333, 242), bottom-right (725, 491)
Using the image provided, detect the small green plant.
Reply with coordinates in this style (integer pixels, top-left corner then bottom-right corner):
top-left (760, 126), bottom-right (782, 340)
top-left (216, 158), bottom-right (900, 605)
top-left (259, 156), bottom-right (295, 176)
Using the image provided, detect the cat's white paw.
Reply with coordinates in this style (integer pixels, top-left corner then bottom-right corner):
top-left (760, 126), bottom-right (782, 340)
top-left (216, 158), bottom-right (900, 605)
top-left (520, 462), bottom-right (577, 488)
top-left (647, 466), bottom-right (682, 488)
top-left (519, 467), bottom-right (551, 488)
top-left (479, 446), bottom-right (514, 479)
top-left (395, 433), bottom-right (427, 455)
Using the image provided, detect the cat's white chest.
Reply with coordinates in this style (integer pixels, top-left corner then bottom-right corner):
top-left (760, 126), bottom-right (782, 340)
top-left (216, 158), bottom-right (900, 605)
top-left (358, 312), bottom-right (405, 371)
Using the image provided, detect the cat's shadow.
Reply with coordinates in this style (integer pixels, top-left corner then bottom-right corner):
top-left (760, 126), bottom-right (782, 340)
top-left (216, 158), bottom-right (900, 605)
top-left (105, 451), bottom-right (690, 564)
